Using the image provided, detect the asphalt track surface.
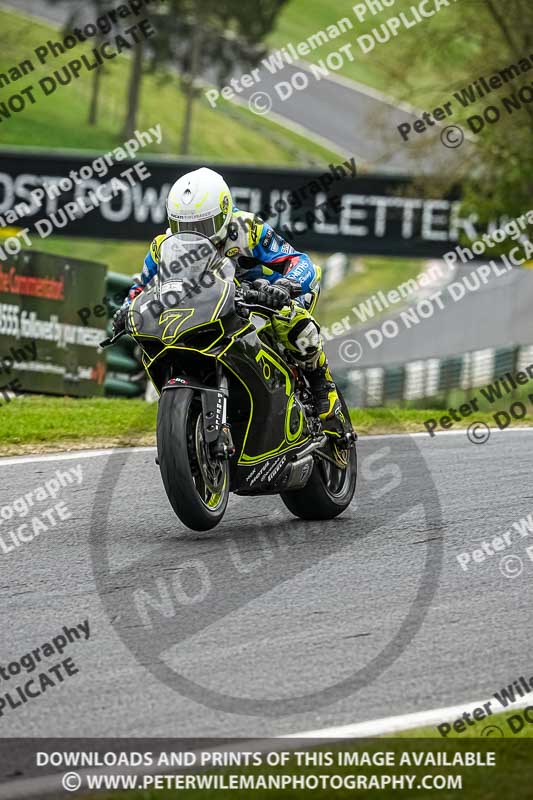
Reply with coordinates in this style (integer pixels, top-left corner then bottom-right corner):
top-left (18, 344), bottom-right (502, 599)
top-left (0, 428), bottom-right (531, 737)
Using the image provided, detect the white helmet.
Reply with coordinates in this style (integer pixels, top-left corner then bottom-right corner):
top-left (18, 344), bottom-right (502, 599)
top-left (166, 167), bottom-right (232, 244)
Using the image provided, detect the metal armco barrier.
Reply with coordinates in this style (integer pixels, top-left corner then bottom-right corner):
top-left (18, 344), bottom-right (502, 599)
top-left (342, 345), bottom-right (533, 408)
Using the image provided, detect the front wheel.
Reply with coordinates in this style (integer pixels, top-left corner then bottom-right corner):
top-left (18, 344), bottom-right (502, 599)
top-left (157, 388), bottom-right (229, 531)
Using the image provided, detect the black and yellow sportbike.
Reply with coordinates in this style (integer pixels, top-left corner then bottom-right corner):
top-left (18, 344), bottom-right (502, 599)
top-left (102, 233), bottom-right (357, 531)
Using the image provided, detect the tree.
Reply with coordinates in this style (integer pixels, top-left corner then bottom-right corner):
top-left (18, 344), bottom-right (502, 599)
top-left (368, 0), bottom-right (533, 238)
top-left (88, 21), bottom-right (106, 126)
top-left (121, 37), bottom-right (145, 139)
top-left (147, 0), bottom-right (289, 154)
top-left (46, 0), bottom-right (115, 126)
top-left (459, 0), bottom-right (533, 235)
top-left (178, 19), bottom-right (201, 155)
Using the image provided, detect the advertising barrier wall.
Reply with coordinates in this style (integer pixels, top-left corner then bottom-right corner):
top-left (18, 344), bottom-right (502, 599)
top-left (0, 249), bottom-right (107, 397)
top-left (0, 150), bottom-right (470, 257)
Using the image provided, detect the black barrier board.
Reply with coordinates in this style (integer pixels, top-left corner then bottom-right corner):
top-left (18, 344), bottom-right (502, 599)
top-left (0, 151), bottom-right (482, 257)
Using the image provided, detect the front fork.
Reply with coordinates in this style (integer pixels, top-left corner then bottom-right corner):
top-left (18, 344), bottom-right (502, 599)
top-left (211, 364), bottom-right (235, 460)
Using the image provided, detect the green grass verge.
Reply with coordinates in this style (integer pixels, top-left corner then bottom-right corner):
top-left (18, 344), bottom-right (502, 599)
top-left (18, 237), bottom-right (330, 278)
top-left (396, 708), bottom-right (533, 740)
top-left (0, 396), bottom-right (157, 453)
top-left (21, 238), bottom-right (338, 280)
top-left (314, 256), bottom-right (426, 329)
top-left (13, 236), bottom-right (430, 297)
top-left (19, 235), bottom-right (147, 277)
top-left (0, 396), bottom-right (530, 455)
top-left (347, 406), bottom-right (531, 436)
top-left (0, 8), bottom-right (338, 165)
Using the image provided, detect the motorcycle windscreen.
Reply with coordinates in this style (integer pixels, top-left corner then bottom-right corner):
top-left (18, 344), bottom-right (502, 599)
top-left (157, 232), bottom-right (222, 287)
top-left (128, 231), bottom-right (236, 347)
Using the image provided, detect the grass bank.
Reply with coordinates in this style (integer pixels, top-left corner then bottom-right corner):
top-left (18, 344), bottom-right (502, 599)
top-left (270, 0), bottom-right (479, 102)
top-left (0, 396), bottom-right (157, 454)
top-left (314, 256), bottom-right (427, 329)
top-left (0, 8), bottom-right (338, 165)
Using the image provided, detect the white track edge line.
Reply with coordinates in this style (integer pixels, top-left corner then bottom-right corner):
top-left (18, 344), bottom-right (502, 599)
top-left (0, 446), bottom-right (156, 466)
top-left (284, 695), bottom-right (533, 739)
top-left (1, 426), bottom-right (533, 465)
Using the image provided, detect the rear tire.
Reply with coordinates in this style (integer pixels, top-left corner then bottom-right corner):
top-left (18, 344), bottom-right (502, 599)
top-left (157, 388), bottom-right (229, 531)
top-left (280, 443), bottom-right (356, 520)
top-left (280, 390), bottom-right (356, 520)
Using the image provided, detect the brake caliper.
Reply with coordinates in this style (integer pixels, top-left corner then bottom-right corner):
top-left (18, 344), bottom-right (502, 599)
top-left (212, 424), bottom-right (235, 460)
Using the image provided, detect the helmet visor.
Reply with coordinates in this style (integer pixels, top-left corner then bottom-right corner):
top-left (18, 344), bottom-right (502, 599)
top-left (169, 210), bottom-right (227, 238)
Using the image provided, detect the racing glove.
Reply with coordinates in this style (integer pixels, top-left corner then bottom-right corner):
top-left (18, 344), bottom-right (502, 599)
top-left (252, 278), bottom-right (297, 310)
top-left (112, 305), bottom-right (128, 335)
top-left (273, 277), bottom-right (302, 299)
top-left (112, 286), bottom-right (142, 335)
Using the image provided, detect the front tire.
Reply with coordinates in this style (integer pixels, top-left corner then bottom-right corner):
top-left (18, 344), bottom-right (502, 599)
top-left (157, 388), bottom-right (229, 531)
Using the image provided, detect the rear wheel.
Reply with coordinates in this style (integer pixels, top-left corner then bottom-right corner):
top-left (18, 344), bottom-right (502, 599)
top-left (157, 388), bottom-right (229, 531)
top-left (280, 441), bottom-right (356, 520)
top-left (280, 391), bottom-right (356, 520)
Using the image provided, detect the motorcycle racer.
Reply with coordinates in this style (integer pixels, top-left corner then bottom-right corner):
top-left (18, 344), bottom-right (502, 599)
top-left (113, 167), bottom-right (350, 439)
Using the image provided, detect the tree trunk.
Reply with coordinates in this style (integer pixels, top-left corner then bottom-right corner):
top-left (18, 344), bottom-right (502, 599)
top-left (180, 21), bottom-right (201, 155)
top-left (122, 39), bottom-right (144, 139)
top-left (88, 33), bottom-right (104, 125)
